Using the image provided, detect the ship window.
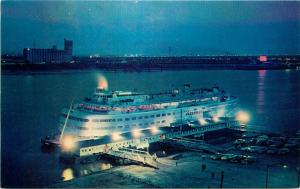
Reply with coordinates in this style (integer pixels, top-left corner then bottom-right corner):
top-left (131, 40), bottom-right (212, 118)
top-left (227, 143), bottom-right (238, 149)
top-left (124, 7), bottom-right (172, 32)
top-left (173, 112), bottom-right (176, 115)
top-left (68, 115), bottom-right (89, 122)
top-left (151, 115), bottom-right (155, 118)
top-left (156, 121), bottom-right (160, 124)
top-left (112, 119), bottom-right (116, 122)
top-left (151, 122), bottom-right (155, 125)
top-left (117, 126), bottom-right (122, 128)
top-left (162, 113), bottom-right (166, 117)
top-left (156, 114), bottom-right (160, 117)
top-left (167, 113), bottom-right (171, 116)
top-left (132, 124), bottom-right (136, 127)
top-left (162, 120), bottom-right (166, 123)
top-left (117, 118), bottom-right (123, 121)
top-left (125, 118), bottom-right (130, 121)
top-left (138, 116), bottom-right (143, 119)
top-left (125, 125), bottom-right (129, 128)
top-left (132, 117), bottom-right (136, 120)
top-left (139, 123), bottom-right (143, 126)
top-left (144, 116), bottom-right (149, 119)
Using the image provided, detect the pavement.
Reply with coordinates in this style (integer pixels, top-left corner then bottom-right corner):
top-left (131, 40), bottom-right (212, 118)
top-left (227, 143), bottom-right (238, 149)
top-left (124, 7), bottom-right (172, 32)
top-left (51, 150), bottom-right (299, 188)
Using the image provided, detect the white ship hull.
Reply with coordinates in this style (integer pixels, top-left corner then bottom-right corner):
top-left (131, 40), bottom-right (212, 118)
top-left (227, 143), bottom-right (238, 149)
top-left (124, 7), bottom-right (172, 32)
top-left (60, 94), bottom-right (238, 138)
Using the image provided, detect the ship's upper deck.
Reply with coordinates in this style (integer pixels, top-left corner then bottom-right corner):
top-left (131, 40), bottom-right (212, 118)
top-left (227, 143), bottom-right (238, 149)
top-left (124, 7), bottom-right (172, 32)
top-left (71, 85), bottom-right (237, 115)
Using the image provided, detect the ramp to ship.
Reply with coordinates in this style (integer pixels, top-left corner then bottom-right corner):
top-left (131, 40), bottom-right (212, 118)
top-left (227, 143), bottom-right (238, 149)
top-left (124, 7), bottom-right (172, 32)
top-left (104, 147), bottom-right (158, 169)
top-left (160, 138), bottom-right (224, 154)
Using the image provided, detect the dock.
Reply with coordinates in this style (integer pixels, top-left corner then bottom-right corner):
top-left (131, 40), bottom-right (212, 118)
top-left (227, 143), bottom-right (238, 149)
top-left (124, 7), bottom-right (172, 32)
top-left (60, 117), bottom-right (243, 168)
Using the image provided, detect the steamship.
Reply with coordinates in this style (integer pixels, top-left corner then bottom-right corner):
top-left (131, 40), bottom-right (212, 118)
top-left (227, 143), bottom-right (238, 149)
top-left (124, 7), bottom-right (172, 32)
top-left (56, 84), bottom-right (238, 140)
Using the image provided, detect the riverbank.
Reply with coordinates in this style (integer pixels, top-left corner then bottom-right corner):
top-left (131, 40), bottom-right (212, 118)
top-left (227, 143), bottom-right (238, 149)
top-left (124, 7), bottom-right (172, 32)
top-left (1, 62), bottom-right (294, 74)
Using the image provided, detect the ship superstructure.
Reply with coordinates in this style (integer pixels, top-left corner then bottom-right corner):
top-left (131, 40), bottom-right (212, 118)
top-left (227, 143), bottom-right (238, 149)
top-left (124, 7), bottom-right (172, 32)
top-left (60, 85), bottom-right (238, 139)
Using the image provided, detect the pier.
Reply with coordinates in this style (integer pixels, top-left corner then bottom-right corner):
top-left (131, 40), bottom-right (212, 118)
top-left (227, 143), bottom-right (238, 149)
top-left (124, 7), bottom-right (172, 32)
top-left (61, 117), bottom-right (243, 168)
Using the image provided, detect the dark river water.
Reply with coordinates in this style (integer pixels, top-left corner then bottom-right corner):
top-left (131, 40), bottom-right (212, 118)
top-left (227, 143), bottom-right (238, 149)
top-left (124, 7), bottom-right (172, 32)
top-left (2, 69), bottom-right (300, 187)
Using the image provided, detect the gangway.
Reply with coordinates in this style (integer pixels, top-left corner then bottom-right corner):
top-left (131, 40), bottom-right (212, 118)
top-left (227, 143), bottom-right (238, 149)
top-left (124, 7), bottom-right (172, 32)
top-left (176, 137), bottom-right (225, 152)
top-left (160, 138), bottom-right (224, 154)
top-left (104, 147), bottom-right (158, 169)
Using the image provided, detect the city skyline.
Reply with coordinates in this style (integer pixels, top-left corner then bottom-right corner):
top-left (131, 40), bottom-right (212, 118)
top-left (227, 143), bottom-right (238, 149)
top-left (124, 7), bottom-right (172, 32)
top-left (2, 1), bottom-right (300, 56)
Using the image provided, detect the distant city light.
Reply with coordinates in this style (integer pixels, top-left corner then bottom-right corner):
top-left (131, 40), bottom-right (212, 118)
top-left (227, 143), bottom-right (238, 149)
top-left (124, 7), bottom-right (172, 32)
top-left (236, 111), bottom-right (250, 123)
top-left (259, 55), bottom-right (268, 62)
top-left (61, 135), bottom-right (76, 151)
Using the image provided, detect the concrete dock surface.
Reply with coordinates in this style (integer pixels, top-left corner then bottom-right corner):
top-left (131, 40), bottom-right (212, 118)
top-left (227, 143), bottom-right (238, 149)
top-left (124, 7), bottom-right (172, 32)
top-left (51, 151), bottom-right (299, 188)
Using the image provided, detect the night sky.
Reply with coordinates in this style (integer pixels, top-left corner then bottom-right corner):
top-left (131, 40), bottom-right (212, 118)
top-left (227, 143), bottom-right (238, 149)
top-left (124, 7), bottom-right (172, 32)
top-left (1, 1), bottom-right (299, 56)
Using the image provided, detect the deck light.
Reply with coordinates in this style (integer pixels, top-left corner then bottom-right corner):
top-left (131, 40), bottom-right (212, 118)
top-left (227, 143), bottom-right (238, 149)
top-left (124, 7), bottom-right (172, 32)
top-left (236, 111), bottom-right (250, 123)
top-left (132, 129), bottom-right (141, 138)
top-left (198, 118), bottom-right (207, 125)
top-left (112, 132), bottom-right (122, 141)
top-left (62, 168), bottom-right (74, 181)
top-left (150, 126), bottom-right (159, 135)
top-left (61, 135), bottom-right (76, 151)
top-left (212, 116), bottom-right (219, 122)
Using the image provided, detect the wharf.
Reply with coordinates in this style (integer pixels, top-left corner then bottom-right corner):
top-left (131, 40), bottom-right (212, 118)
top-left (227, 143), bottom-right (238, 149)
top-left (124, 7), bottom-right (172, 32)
top-left (64, 117), bottom-right (242, 159)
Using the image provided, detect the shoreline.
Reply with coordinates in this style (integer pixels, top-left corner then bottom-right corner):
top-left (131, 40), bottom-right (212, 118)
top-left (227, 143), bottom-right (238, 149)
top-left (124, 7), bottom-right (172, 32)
top-left (1, 63), bottom-right (296, 75)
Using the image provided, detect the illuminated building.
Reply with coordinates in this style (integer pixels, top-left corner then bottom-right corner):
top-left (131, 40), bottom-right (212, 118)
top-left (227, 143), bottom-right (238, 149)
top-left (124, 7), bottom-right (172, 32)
top-left (23, 39), bottom-right (73, 63)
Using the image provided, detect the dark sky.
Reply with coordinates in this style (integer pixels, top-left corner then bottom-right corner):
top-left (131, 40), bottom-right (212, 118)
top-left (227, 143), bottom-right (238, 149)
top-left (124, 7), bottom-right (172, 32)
top-left (2, 1), bottom-right (300, 56)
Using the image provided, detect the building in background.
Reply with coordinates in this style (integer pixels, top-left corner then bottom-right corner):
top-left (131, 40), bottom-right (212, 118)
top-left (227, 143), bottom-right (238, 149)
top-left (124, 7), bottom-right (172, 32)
top-left (23, 39), bottom-right (73, 63)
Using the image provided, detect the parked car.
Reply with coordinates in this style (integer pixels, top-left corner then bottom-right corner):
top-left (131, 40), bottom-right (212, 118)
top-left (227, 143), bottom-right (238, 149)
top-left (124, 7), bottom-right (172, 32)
top-left (234, 139), bottom-right (246, 145)
top-left (267, 140), bottom-right (283, 147)
top-left (210, 153), bottom-right (223, 160)
top-left (241, 155), bottom-right (256, 164)
top-left (266, 148), bottom-right (277, 155)
top-left (278, 148), bottom-right (290, 155)
top-left (221, 154), bottom-right (237, 161)
top-left (249, 146), bottom-right (267, 153)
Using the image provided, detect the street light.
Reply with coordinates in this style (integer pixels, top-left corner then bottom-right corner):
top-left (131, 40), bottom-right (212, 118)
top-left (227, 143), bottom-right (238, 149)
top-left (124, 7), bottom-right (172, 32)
top-left (287, 164), bottom-right (300, 188)
top-left (265, 163), bottom-right (287, 188)
top-left (295, 166), bottom-right (300, 188)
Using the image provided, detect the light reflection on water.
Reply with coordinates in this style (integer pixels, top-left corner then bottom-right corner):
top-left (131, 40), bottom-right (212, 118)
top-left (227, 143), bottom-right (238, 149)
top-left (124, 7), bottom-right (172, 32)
top-left (62, 161), bottom-right (113, 180)
top-left (256, 70), bottom-right (266, 114)
top-left (2, 70), bottom-right (300, 188)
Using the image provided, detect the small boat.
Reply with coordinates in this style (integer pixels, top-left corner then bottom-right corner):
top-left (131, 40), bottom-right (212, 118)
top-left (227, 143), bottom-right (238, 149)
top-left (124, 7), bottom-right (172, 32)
top-left (41, 135), bottom-right (60, 148)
